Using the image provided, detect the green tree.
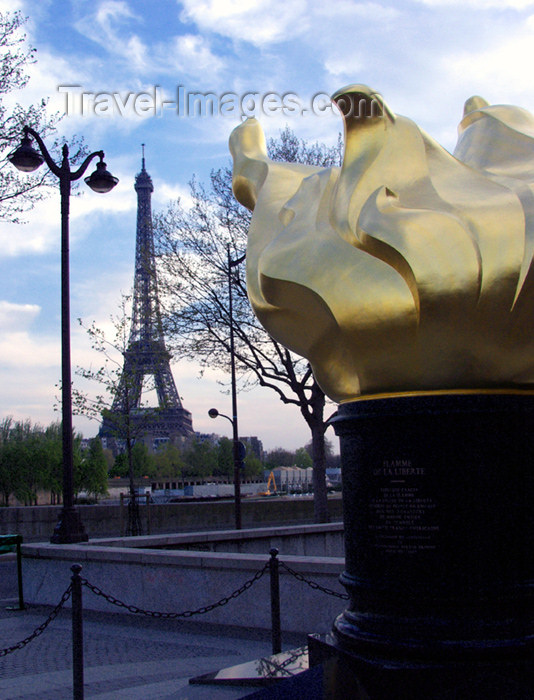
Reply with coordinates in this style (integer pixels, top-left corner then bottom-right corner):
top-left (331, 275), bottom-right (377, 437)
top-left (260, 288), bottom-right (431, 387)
top-left (0, 417), bottom-right (13, 505)
top-left (0, 419), bottom-right (48, 505)
top-left (182, 438), bottom-right (217, 477)
top-left (109, 452), bottom-right (128, 478)
top-left (40, 422), bottom-right (63, 504)
top-left (295, 447), bottom-right (313, 470)
top-left (10, 420), bottom-right (41, 505)
top-left (155, 128), bottom-right (341, 522)
top-left (215, 437), bottom-right (233, 478)
top-left (78, 437), bottom-right (108, 501)
top-left (0, 418), bottom-right (80, 506)
top-left (102, 446), bottom-right (114, 472)
top-left (243, 445), bottom-right (263, 479)
top-left (151, 442), bottom-right (185, 478)
top-left (264, 448), bottom-right (296, 469)
top-left (131, 441), bottom-right (153, 477)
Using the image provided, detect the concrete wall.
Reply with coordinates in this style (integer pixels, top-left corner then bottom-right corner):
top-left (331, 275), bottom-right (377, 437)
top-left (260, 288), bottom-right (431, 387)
top-left (95, 522), bottom-right (345, 557)
top-left (21, 524), bottom-right (348, 635)
top-left (0, 495), bottom-right (344, 542)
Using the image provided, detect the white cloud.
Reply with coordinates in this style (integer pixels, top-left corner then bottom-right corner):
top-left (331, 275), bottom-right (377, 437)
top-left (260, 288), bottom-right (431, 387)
top-left (178, 0), bottom-right (399, 49)
top-left (0, 301), bottom-right (62, 429)
top-left (74, 0), bottom-right (148, 72)
top-left (69, 171), bottom-right (135, 220)
top-left (324, 55), bottom-right (365, 81)
top-left (72, 1), bottom-right (225, 83)
top-left (162, 34), bottom-right (224, 77)
top-left (0, 0), bottom-right (25, 11)
top-left (0, 300), bottom-right (40, 331)
top-left (73, 264), bottom-right (133, 322)
top-left (153, 180), bottom-right (192, 207)
top-left (0, 301), bottom-right (59, 367)
top-left (122, 33), bottom-right (149, 71)
top-left (0, 193), bottom-right (59, 257)
top-left (315, 1), bottom-right (400, 21)
top-left (444, 15), bottom-right (534, 104)
top-left (94, 0), bottom-right (139, 28)
top-left (5, 45), bottom-right (142, 142)
top-left (0, 366), bottom-right (61, 428)
top-left (417, 0), bottom-right (534, 7)
top-left (179, 0), bottom-right (309, 46)
top-left (0, 170), bottom-right (134, 259)
top-left (0, 330), bottom-right (58, 367)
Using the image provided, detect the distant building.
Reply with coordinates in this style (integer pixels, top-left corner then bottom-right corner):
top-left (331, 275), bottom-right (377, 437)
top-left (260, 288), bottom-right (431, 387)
top-left (266, 466), bottom-right (313, 490)
top-left (326, 468), bottom-right (342, 487)
top-left (194, 432), bottom-right (221, 446)
top-left (241, 436), bottom-right (263, 460)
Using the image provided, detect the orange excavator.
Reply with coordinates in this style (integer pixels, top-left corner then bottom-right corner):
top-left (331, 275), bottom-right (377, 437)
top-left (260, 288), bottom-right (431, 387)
top-left (258, 471), bottom-right (277, 496)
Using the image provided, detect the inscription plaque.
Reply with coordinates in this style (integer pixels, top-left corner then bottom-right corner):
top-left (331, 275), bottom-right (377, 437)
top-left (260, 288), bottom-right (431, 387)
top-left (368, 462), bottom-right (438, 555)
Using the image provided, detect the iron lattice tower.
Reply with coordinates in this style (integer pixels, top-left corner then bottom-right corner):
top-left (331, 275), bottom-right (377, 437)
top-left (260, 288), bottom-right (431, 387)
top-left (101, 148), bottom-right (193, 447)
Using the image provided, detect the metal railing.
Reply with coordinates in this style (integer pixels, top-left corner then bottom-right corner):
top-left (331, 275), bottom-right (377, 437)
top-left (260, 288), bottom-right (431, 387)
top-left (0, 547), bottom-right (348, 699)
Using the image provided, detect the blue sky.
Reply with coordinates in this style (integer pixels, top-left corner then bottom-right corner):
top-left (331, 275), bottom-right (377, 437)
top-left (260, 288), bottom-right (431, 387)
top-left (1, 0), bottom-right (534, 450)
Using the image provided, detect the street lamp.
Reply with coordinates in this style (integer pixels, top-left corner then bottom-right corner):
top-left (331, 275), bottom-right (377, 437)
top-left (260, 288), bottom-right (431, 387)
top-left (9, 126), bottom-right (118, 543)
top-left (208, 407), bottom-right (246, 530)
top-left (208, 244), bottom-right (246, 530)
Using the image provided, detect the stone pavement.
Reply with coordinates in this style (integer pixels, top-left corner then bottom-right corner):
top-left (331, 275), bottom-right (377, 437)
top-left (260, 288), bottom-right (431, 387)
top-left (0, 557), bottom-right (307, 699)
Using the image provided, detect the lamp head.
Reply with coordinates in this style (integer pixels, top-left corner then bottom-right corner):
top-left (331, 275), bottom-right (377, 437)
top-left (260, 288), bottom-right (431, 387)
top-left (8, 133), bottom-right (44, 172)
top-left (85, 156), bottom-right (119, 193)
top-left (208, 408), bottom-right (219, 419)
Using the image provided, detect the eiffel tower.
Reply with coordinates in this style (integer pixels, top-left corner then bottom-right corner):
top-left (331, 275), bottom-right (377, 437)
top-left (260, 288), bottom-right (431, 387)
top-left (101, 147), bottom-right (193, 449)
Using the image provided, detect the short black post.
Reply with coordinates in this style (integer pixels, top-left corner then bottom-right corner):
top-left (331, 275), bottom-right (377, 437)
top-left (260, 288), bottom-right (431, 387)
top-left (71, 564), bottom-right (84, 700)
top-left (2, 534), bottom-right (25, 612)
top-left (119, 493), bottom-right (124, 537)
top-left (15, 535), bottom-right (24, 610)
top-left (269, 548), bottom-right (281, 654)
top-left (146, 492), bottom-right (151, 535)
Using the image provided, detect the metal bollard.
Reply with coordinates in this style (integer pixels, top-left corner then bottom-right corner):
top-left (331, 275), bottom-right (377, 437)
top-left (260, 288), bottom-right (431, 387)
top-left (146, 492), bottom-right (151, 535)
top-left (15, 536), bottom-right (24, 611)
top-left (2, 534), bottom-right (24, 611)
top-left (71, 564), bottom-right (84, 700)
top-left (119, 493), bottom-right (125, 537)
top-left (269, 548), bottom-right (282, 654)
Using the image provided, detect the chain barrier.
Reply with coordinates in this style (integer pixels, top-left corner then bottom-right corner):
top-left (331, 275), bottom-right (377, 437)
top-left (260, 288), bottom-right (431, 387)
top-left (80, 561), bottom-right (269, 619)
top-left (0, 585), bottom-right (72, 657)
top-left (0, 552), bottom-right (347, 663)
top-left (278, 560), bottom-right (349, 600)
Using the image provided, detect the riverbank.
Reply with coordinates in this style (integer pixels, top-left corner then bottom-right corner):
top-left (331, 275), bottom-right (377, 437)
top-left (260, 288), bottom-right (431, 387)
top-left (0, 494), bottom-right (343, 542)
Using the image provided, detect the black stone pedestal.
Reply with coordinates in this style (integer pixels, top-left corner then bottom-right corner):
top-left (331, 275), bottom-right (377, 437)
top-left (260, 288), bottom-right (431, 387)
top-left (308, 632), bottom-right (532, 699)
top-left (319, 392), bottom-right (534, 697)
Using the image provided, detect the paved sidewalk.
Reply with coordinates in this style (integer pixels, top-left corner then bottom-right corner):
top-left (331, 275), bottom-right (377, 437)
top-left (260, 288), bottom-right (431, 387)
top-left (0, 558), bottom-right (306, 699)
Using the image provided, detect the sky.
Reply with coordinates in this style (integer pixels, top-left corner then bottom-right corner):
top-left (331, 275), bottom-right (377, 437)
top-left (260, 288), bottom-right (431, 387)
top-left (1, 0), bottom-right (534, 451)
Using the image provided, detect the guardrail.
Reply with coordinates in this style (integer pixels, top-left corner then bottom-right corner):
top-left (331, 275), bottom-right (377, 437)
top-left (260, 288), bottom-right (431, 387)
top-left (0, 548), bottom-right (347, 699)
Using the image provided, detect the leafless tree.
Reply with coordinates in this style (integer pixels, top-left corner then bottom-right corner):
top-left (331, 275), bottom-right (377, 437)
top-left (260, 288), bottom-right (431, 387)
top-left (154, 128), bottom-right (342, 522)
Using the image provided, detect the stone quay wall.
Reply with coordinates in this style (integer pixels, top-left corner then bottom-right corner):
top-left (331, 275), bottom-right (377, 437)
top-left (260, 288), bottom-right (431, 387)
top-left (0, 495), bottom-right (343, 542)
top-left (21, 523), bottom-right (347, 634)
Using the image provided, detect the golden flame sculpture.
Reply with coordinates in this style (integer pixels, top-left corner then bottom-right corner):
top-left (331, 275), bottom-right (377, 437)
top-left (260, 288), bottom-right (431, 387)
top-left (229, 85), bottom-right (534, 403)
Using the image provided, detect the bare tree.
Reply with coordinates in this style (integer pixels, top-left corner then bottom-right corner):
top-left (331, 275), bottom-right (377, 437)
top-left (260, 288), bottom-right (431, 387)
top-left (0, 10), bottom-right (85, 222)
top-left (155, 128), bottom-right (342, 522)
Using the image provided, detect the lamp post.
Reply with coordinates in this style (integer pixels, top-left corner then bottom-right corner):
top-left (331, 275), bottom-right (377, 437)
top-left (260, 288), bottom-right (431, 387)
top-left (209, 244), bottom-right (246, 530)
top-left (9, 126), bottom-right (118, 543)
top-left (208, 407), bottom-right (245, 530)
